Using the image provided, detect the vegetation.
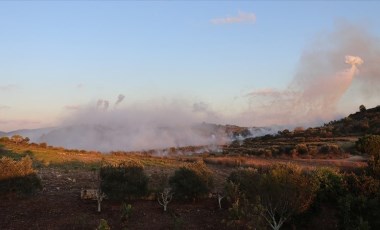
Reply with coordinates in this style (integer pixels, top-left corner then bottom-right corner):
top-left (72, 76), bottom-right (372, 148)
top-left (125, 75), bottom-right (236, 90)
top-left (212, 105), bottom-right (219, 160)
top-left (1, 105), bottom-right (380, 229)
top-left (100, 160), bottom-right (149, 200)
top-left (169, 161), bottom-right (213, 200)
top-left (356, 135), bottom-right (380, 178)
top-left (227, 164), bottom-right (318, 230)
top-left (0, 156), bottom-right (42, 197)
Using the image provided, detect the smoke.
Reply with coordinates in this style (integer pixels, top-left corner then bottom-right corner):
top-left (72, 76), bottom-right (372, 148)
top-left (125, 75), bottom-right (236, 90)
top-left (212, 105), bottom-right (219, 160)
top-left (245, 22), bottom-right (380, 127)
top-left (345, 55), bottom-right (364, 67)
top-left (39, 100), bottom-right (234, 152)
top-left (96, 99), bottom-right (110, 111)
top-left (36, 22), bottom-right (380, 152)
top-left (115, 94), bottom-right (125, 107)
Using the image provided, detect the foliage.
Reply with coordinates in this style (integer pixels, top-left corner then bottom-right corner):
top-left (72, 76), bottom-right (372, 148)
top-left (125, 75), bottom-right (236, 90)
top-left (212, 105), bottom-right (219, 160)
top-left (360, 105), bottom-right (367, 113)
top-left (227, 164), bottom-right (318, 230)
top-left (0, 156), bottom-right (42, 197)
top-left (311, 167), bottom-right (346, 204)
top-left (169, 161), bottom-right (213, 200)
top-left (96, 219), bottom-right (111, 230)
top-left (336, 172), bottom-right (380, 229)
top-left (356, 135), bottom-right (380, 178)
top-left (227, 168), bottom-right (259, 201)
top-left (223, 181), bottom-right (265, 229)
top-left (100, 161), bottom-right (148, 200)
top-left (120, 203), bottom-right (133, 221)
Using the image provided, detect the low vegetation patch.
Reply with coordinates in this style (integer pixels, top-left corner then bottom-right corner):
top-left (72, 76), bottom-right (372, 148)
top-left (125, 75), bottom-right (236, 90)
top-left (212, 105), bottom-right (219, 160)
top-left (0, 156), bottom-right (42, 197)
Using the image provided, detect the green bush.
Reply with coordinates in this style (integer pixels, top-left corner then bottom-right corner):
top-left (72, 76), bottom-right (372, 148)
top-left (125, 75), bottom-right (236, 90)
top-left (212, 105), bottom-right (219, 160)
top-left (169, 162), bottom-right (213, 200)
top-left (0, 156), bottom-right (42, 197)
top-left (100, 161), bottom-right (148, 200)
top-left (312, 167), bottom-right (346, 204)
top-left (227, 168), bottom-right (259, 201)
top-left (333, 172), bottom-right (380, 230)
top-left (226, 164), bottom-right (318, 230)
top-left (356, 135), bottom-right (380, 178)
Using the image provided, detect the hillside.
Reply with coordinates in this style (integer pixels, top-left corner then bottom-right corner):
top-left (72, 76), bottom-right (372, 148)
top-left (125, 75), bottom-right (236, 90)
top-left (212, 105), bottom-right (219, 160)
top-left (224, 105), bottom-right (380, 158)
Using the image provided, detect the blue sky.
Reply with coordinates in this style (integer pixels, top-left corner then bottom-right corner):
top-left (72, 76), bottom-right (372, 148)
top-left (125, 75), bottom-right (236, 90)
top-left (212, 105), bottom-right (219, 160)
top-left (1, 1), bottom-right (380, 131)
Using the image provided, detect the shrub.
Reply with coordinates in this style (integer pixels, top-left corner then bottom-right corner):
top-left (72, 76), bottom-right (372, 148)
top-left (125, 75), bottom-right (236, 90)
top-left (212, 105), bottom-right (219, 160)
top-left (356, 135), bottom-right (380, 178)
top-left (295, 144), bottom-right (309, 155)
top-left (227, 168), bottom-right (259, 201)
top-left (100, 160), bottom-right (148, 200)
top-left (96, 219), bottom-right (111, 230)
top-left (169, 161), bottom-right (213, 200)
top-left (311, 167), bottom-right (346, 204)
top-left (0, 156), bottom-right (42, 197)
top-left (227, 164), bottom-right (318, 230)
top-left (318, 144), bottom-right (342, 154)
top-left (334, 171), bottom-right (380, 230)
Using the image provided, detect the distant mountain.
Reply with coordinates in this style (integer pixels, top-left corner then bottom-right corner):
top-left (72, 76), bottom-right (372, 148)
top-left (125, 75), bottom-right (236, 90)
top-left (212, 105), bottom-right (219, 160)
top-left (2, 127), bottom-right (55, 142)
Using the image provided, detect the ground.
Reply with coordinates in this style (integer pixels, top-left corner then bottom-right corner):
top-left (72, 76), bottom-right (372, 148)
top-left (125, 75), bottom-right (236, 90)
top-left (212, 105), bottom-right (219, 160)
top-left (0, 139), bottom-right (367, 230)
top-left (0, 167), bottom-right (231, 230)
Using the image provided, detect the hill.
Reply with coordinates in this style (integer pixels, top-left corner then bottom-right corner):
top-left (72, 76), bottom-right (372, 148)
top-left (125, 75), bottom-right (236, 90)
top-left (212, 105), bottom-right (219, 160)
top-left (224, 105), bottom-right (380, 157)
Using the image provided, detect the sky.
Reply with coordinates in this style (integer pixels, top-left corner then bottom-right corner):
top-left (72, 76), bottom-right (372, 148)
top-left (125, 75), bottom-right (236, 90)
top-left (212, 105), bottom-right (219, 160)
top-left (1, 1), bottom-right (380, 132)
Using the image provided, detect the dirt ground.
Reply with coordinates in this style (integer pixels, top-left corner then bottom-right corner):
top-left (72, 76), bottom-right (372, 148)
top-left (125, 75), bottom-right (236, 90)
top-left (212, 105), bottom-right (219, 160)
top-left (0, 167), bottom-right (229, 230)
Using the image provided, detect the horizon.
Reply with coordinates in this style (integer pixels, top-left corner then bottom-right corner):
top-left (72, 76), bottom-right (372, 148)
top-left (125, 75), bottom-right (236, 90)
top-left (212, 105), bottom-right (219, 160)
top-left (1, 1), bottom-right (380, 134)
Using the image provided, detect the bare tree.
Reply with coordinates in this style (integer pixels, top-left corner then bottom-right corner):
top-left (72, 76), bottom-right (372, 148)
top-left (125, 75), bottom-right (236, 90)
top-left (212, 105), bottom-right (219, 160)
top-left (96, 189), bottom-right (107, 213)
top-left (216, 191), bottom-right (225, 209)
top-left (157, 188), bottom-right (173, 211)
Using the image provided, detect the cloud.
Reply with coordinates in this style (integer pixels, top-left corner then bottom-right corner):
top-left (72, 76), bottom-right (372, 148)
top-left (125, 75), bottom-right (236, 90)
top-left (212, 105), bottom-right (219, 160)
top-left (211, 11), bottom-right (256, 25)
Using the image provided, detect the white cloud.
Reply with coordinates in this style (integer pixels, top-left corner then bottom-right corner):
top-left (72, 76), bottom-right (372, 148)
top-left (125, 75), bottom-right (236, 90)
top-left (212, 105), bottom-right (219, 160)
top-left (211, 11), bottom-right (256, 25)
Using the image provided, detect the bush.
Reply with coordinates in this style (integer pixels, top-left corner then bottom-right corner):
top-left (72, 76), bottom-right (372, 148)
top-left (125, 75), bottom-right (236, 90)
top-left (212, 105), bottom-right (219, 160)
top-left (100, 160), bottom-right (149, 200)
top-left (318, 144), bottom-right (342, 154)
top-left (169, 161), bottom-right (213, 200)
top-left (0, 156), bottom-right (42, 197)
top-left (331, 171), bottom-right (380, 230)
top-left (226, 164), bottom-right (318, 230)
top-left (356, 135), bottom-right (380, 178)
top-left (295, 144), bottom-right (309, 155)
top-left (311, 167), bottom-right (346, 204)
top-left (227, 168), bottom-right (259, 201)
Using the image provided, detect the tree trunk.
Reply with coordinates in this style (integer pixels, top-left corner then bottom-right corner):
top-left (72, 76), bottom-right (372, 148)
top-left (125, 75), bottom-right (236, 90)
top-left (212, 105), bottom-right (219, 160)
top-left (97, 200), bottom-right (101, 212)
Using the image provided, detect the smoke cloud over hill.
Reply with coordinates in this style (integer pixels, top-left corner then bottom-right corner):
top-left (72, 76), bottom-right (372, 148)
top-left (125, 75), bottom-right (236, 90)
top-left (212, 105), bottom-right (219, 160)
top-left (245, 22), bottom-right (380, 127)
top-left (38, 101), bottom-right (235, 152)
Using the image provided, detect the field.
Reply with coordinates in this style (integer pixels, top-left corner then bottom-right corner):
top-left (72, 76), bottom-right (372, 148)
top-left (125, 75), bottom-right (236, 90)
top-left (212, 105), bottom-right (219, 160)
top-left (0, 135), bottom-right (369, 230)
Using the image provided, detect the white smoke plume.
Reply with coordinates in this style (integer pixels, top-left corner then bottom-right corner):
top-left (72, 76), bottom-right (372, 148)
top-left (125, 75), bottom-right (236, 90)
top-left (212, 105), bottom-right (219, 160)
top-left (39, 100), bottom-right (232, 152)
top-left (244, 22), bottom-right (380, 127)
top-left (345, 55), bottom-right (364, 67)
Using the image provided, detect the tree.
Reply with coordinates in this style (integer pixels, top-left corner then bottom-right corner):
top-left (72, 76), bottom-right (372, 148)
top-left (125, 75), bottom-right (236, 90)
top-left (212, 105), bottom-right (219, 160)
top-left (169, 161), bottom-right (213, 201)
top-left (10, 135), bottom-right (23, 145)
top-left (360, 105), bottom-right (367, 113)
top-left (229, 164), bottom-right (318, 230)
top-left (100, 160), bottom-right (149, 200)
top-left (356, 135), bottom-right (380, 178)
top-left (157, 188), bottom-right (173, 211)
